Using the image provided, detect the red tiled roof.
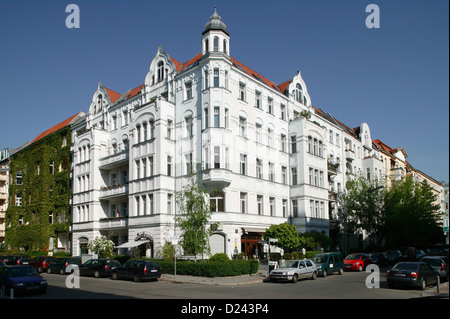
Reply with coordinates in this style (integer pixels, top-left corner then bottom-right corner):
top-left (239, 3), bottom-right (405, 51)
top-left (180, 53), bottom-right (202, 71)
top-left (124, 84), bottom-right (144, 100)
top-left (104, 87), bottom-right (121, 103)
top-left (231, 57), bottom-right (282, 93)
top-left (30, 113), bottom-right (81, 145)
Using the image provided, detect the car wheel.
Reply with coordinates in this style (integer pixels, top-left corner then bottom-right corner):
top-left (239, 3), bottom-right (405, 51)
top-left (311, 272), bottom-right (317, 280)
top-left (339, 268), bottom-right (344, 275)
top-left (38, 267), bottom-right (43, 273)
top-left (112, 272), bottom-right (119, 280)
top-left (60, 268), bottom-right (65, 275)
top-left (420, 279), bottom-right (427, 290)
top-left (322, 270), bottom-right (327, 277)
top-left (94, 271), bottom-right (100, 278)
top-left (358, 265), bottom-right (363, 272)
top-left (47, 268), bottom-right (51, 274)
top-left (292, 274), bottom-right (298, 283)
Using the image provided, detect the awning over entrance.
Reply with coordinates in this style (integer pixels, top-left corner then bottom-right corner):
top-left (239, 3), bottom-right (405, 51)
top-left (242, 227), bottom-right (267, 234)
top-left (116, 240), bottom-right (150, 249)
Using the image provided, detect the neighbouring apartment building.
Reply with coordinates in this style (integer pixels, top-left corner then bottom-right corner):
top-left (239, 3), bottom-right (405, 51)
top-left (4, 114), bottom-right (83, 252)
top-left (70, 10), bottom-right (388, 258)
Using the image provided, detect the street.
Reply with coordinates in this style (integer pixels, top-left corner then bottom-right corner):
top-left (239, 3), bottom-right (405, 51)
top-left (14, 267), bottom-right (442, 300)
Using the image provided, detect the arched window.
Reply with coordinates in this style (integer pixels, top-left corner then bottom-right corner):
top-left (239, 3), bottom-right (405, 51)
top-left (223, 39), bottom-right (228, 54)
top-left (213, 36), bottom-right (219, 52)
top-left (157, 61), bottom-right (164, 82)
top-left (295, 83), bottom-right (303, 103)
top-left (205, 38), bottom-right (209, 52)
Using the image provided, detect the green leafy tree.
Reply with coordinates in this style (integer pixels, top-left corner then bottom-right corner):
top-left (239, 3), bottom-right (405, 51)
top-left (340, 174), bottom-right (387, 248)
top-left (87, 236), bottom-right (115, 258)
top-left (175, 175), bottom-right (213, 260)
top-left (264, 222), bottom-right (301, 250)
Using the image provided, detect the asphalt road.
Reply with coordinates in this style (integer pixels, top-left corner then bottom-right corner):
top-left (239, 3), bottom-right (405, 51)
top-left (13, 267), bottom-right (439, 300)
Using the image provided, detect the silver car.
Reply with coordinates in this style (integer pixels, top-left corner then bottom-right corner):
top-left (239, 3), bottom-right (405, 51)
top-left (269, 259), bottom-right (318, 283)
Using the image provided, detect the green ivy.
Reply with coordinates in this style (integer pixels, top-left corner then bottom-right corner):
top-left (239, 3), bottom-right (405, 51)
top-left (5, 126), bottom-right (72, 251)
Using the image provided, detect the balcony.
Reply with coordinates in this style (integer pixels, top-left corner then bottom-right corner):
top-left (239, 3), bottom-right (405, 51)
top-left (99, 217), bottom-right (128, 230)
top-left (200, 168), bottom-right (232, 188)
top-left (99, 150), bottom-right (129, 170)
top-left (99, 184), bottom-right (129, 200)
top-left (345, 149), bottom-right (355, 161)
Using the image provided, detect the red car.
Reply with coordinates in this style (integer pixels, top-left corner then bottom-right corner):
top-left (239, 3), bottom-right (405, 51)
top-left (29, 256), bottom-right (56, 273)
top-left (344, 253), bottom-right (372, 271)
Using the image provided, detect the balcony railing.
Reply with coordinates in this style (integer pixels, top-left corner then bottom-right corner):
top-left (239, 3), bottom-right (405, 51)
top-left (99, 150), bottom-right (129, 170)
top-left (99, 184), bottom-right (129, 199)
top-left (99, 217), bottom-right (128, 230)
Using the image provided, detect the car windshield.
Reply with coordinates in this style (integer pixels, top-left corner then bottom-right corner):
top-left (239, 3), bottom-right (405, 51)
top-left (422, 259), bottom-right (442, 266)
top-left (312, 256), bottom-right (327, 263)
top-left (8, 267), bottom-right (38, 277)
top-left (280, 260), bottom-right (299, 268)
top-left (394, 263), bottom-right (418, 271)
top-left (345, 254), bottom-right (362, 260)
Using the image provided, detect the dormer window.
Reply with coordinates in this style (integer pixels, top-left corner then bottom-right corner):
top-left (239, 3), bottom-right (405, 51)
top-left (157, 61), bottom-right (164, 82)
top-left (97, 94), bottom-right (103, 113)
top-left (295, 83), bottom-right (303, 103)
top-left (223, 39), bottom-right (228, 54)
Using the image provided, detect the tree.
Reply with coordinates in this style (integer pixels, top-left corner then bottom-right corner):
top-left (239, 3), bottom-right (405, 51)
top-left (87, 236), bottom-right (115, 258)
top-left (340, 174), bottom-right (387, 248)
top-left (384, 177), bottom-right (444, 247)
top-left (175, 175), bottom-right (213, 259)
top-left (264, 223), bottom-right (301, 250)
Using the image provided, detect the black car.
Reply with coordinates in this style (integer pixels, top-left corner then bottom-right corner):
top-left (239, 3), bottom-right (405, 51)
top-left (47, 257), bottom-right (81, 275)
top-left (111, 260), bottom-right (161, 282)
top-left (2, 255), bottom-right (30, 265)
top-left (79, 259), bottom-right (121, 278)
top-left (369, 252), bottom-right (388, 267)
top-left (0, 265), bottom-right (48, 296)
top-left (387, 262), bottom-right (439, 290)
top-left (385, 250), bottom-right (402, 265)
top-left (420, 256), bottom-right (449, 281)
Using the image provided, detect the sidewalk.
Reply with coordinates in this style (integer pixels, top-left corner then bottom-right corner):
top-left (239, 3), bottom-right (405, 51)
top-left (160, 271), bottom-right (268, 286)
top-left (420, 281), bottom-right (449, 299)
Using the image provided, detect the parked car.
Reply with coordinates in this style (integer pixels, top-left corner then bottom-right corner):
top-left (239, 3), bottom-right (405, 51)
top-left (111, 260), bottom-right (161, 282)
top-left (79, 259), bottom-right (121, 278)
top-left (47, 257), bottom-right (81, 275)
top-left (415, 250), bottom-right (426, 260)
top-left (344, 253), bottom-right (372, 271)
top-left (400, 247), bottom-right (417, 261)
top-left (269, 259), bottom-right (318, 283)
top-left (312, 252), bottom-right (344, 277)
top-left (2, 255), bottom-right (30, 265)
top-left (386, 250), bottom-right (402, 265)
top-left (29, 256), bottom-right (56, 273)
top-left (386, 262), bottom-right (439, 290)
top-left (420, 256), bottom-right (449, 281)
top-left (0, 265), bottom-right (47, 295)
top-left (369, 252), bottom-right (388, 267)
top-left (0, 260), bottom-right (5, 268)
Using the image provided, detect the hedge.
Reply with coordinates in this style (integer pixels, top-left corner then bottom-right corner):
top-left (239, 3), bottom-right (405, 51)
top-left (158, 260), bottom-right (259, 277)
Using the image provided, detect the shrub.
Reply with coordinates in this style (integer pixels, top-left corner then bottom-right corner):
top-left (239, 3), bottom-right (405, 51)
top-left (209, 253), bottom-right (230, 263)
top-left (158, 259), bottom-right (259, 277)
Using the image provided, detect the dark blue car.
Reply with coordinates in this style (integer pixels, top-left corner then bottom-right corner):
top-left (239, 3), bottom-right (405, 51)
top-left (0, 265), bottom-right (48, 296)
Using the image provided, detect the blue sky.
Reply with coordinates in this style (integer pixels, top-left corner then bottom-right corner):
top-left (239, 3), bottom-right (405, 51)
top-left (0, 0), bottom-right (448, 183)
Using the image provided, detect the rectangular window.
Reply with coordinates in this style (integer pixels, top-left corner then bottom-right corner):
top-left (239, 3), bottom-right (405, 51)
top-left (292, 199), bottom-right (298, 217)
top-left (167, 194), bottom-right (173, 215)
top-left (214, 107), bottom-right (220, 127)
top-left (204, 108), bottom-right (209, 129)
top-left (214, 146), bottom-right (220, 169)
top-left (269, 162), bottom-right (274, 182)
top-left (239, 117), bottom-right (246, 137)
top-left (240, 192), bottom-right (247, 214)
top-left (255, 91), bottom-right (261, 109)
top-left (225, 147), bottom-right (229, 169)
top-left (282, 199), bottom-right (287, 217)
top-left (135, 196), bottom-right (140, 216)
top-left (268, 98), bottom-right (273, 114)
top-left (256, 123), bottom-right (262, 143)
top-left (240, 154), bottom-right (247, 175)
top-left (149, 156), bottom-right (154, 177)
top-left (142, 195), bottom-right (147, 215)
top-left (256, 158), bottom-right (262, 179)
top-left (135, 160), bottom-right (140, 179)
top-left (213, 68), bottom-right (220, 87)
top-left (281, 134), bottom-right (286, 152)
top-left (269, 197), bottom-right (275, 216)
top-left (282, 166), bottom-right (287, 184)
top-left (224, 108), bottom-right (229, 128)
top-left (280, 104), bottom-right (286, 120)
top-left (239, 83), bottom-right (246, 101)
top-left (292, 167), bottom-right (298, 185)
top-left (291, 135), bottom-right (297, 153)
top-left (185, 81), bottom-right (193, 99)
top-left (149, 194), bottom-right (154, 215)
top-left (167, 156), bottom-right (172, 176)
top-left (167, 119), bottom-right (173, 140)
top-left (257, 195), bottom-right (263, 215)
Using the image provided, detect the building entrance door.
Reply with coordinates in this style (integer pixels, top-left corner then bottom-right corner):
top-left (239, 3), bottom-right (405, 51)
top-left (241, 233), bottom-right (262, 259)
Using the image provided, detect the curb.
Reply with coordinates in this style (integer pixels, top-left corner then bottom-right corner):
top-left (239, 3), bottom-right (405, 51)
top-left (159, 274), bottom-right (267, 286)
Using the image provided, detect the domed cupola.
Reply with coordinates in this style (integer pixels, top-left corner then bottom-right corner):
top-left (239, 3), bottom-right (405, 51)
top-left (203, 7), bottom-right (229, 36)
top-left (202, 7), bottom-right (230, 57)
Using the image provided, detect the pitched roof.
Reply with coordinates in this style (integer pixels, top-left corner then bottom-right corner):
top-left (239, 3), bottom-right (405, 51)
top-left (312, 106), bottom-right (359, 139)
top-left (104, 87), bottom-right (121, 103)
top-left (30, 113), bottom-right (82, 145)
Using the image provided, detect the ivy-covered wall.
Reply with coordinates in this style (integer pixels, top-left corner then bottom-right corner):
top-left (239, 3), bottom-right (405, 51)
top-left (5, 126), bottom-right (72, 251)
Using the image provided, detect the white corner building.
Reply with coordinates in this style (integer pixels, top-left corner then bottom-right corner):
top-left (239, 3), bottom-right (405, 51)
top-left (70, 9), bottom-right (383, 258)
